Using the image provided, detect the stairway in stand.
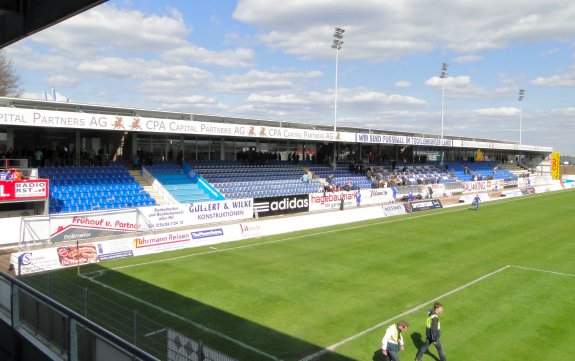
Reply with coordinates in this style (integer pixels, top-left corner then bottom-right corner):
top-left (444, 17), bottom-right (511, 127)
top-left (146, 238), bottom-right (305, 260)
top-left (128, 169), bottom-right (167, 206)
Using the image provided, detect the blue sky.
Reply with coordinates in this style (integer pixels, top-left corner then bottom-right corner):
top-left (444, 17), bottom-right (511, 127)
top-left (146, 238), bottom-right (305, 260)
top-left (5, 0), bottom-right (575, 154)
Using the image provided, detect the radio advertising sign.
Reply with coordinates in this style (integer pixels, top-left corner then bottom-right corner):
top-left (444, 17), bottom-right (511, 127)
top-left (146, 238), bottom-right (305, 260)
top-left (0, 179), bottom-right (49, 201)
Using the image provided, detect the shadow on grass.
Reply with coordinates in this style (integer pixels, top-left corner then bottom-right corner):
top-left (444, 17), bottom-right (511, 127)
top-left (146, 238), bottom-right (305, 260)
top-left (410, 332), bottom-right (441, 361)
top-left (371, 348), bottom-right (384, 361)
top-left (23, 264), bottom-right (357, 361)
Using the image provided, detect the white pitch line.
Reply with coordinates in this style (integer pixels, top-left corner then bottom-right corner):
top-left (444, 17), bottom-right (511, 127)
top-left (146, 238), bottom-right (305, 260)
top-left (298, 265), bottom-right (512, 361)
top-left (510, 265), bottom-right (575, 277)
top-left (144, 328), bottom-right (166, 337)
top-left (78, 273), bottom-right (281, 361)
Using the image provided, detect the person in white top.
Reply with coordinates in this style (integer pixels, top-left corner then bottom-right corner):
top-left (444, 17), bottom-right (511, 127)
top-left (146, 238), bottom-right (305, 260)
top-left (381, 320), bottom-right (409, 361)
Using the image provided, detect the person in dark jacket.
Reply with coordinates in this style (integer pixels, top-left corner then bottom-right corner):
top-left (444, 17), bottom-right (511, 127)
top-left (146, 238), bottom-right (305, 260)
top-left (415, 302), bottom-right (446, 361)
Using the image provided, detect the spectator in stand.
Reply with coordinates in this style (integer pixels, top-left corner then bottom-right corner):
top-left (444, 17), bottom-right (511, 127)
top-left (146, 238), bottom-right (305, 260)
top-left (10, 169), bottom-right (23, 181)
top-left (34, 148), bottom-right (43, 167)
top-left (344, 179), bottom-right (352, 191)
top-left (302, 172), bottom-right (309, 183)
top-left (0, 170), bottom-right (10, 181)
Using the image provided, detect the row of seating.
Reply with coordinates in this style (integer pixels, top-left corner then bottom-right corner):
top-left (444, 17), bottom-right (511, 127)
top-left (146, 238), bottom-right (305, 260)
top-left (49, 200), bottom-right (156, 214)
top-left (40, 165), bottom-right (155, 214)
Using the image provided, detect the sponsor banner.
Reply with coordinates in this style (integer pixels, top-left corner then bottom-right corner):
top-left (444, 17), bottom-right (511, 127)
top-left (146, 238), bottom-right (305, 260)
top-left (0, 180), bottom-right (49, 201)
top-left (518, 176), bottom-right (552, 188)
top-left (355, 133), bottom-right (453, 147)
top-left (187, 198), bottom-right (253, 223)
top-left (489, 179), bottom-right (505, 191)
top-left (11, 250), bottom-right (63, 275)
top-left (56, 244), bottom-right (99, 267)
top-left (11, 242), bottom-right (101, 275)
top-left (501, 189), bottom-right (523, 198)
top-left (238, 222), bottom-right (263, 238)
top-left (462, 181), bottom-right (488, 193)
top-left (3, 108), bottom-right (553, 151)
top-left (12, 225), bottom-right (241, 274)
top-left (132, 230), bottom-right (194, 256)
top-left (382, 203), bottom-right (407, 217)
top-left (521, 187), bottom-right (536, 195)
top-left (452, 140), bottom-right (552, 152)
top-left (49, 210), bottom-right (141, 243)
top-left (140, 199), bottom-right (253, 230)
top-left (551, 152), bottom-right (560, 180)
top-left (0, 107), bottom-right (351, 143)
top-left (503, 178), bottom-right (518, 188)
top-left (253, 195), bottom-right (309, 217)
top-left (50, 199), bottom-right (253, 243)
top-left (361, 188), bottom-right (395, 205)
top-left (404, 199), bottom-right (443, 213)
top-left (96, 238), bottom-right (134, 261)
top-left (308, 191), bottom-right (357, 211)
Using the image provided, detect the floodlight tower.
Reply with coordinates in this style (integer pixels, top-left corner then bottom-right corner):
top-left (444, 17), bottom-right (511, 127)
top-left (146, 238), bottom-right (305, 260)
top-left (518, 89), bottom-right (525, 145)
top-left (332, 27), bottom-right (345, 133)
top-left (440, 63), bottom-right (448, 140)
top-left (439, 63), bottom-right (448, 164)
top-left (331, 27), bottom-right (345, 169)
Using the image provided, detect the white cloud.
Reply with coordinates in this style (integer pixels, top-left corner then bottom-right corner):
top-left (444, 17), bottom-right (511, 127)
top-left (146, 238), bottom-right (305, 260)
top-left (219, 70), bottom-right (322, 92)
top-left (472, 107), bottom-right (519, 117)
top-left (234, 0), bottom-right (575, 60)
top-left (531, 73), bottom-right (575, 86)
top-left (162, 45), bottom-right (255, 67)
top-left (394, 80), bottom-right (411, 88)
top-left (147, 95), bottom-right (227, 112)
top-left (28, 4), bottom-right (189, 56)
top-left (454, 54), bottom-right (483, 63)
top-left (425, 75), bottom-right (472, 88)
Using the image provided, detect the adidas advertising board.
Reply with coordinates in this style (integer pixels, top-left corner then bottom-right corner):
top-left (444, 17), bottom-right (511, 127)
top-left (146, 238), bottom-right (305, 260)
top-left (254, 194), bottom-right (309, 217)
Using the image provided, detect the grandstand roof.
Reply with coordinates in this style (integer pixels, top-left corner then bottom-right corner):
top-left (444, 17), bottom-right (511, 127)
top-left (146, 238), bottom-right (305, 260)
top-left (1, 96), bottom-right (552, 154)
top-left (0, 0), bottom-right (107, 49)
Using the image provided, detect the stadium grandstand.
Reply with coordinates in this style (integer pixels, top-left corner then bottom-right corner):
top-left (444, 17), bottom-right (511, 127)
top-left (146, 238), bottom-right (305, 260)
top-left (1, 2), bottom-right (571, 360)
top-left (0, 93), bottom-right (565, 361)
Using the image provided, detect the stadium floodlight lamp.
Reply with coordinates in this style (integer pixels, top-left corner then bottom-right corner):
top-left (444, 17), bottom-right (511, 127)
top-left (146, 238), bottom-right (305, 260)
top-left (518, 89), bottom-right (526, 145)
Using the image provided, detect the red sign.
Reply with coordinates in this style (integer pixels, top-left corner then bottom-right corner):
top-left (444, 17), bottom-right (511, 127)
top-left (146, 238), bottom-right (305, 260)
top-left (0, 180), bottom-right (49, 201)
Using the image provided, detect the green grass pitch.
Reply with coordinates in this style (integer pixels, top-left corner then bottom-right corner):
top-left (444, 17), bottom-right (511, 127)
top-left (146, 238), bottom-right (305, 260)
top-left (33, 190), bottom-right (575, 360)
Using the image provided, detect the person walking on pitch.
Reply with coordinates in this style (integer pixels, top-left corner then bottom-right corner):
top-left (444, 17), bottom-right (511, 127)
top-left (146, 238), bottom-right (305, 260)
top-left (473, 194), bottom-right (481, 210)
top-left (415, 302), bottom-right (446, 361)
top-left (381, 321), bottom-right (409, 361)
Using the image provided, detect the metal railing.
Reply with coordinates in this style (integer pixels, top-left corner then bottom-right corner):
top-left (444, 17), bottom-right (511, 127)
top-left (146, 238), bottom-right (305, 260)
top-left (1, 270), bottom-right (237, 361)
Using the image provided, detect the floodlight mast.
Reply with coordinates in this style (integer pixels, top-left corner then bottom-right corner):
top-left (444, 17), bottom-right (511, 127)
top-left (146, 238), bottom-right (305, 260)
top-left (439, 63), bottom-right (448, 164)
top-left (331, 27), bottom-right (345, 169)
top-left (332, 27), bottom-right (344, 133)
top-left (440, 63), bottom-right (448, 140)
top-left (518, 89), bottom-right (525, 145)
